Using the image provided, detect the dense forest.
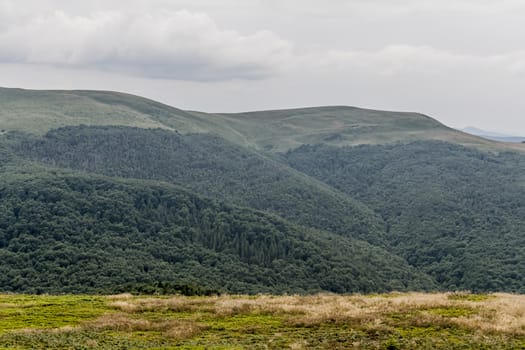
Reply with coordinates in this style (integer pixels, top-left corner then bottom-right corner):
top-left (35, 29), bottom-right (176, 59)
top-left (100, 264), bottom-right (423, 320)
top-left (14, 126), bottom-right (384, 245)
top-left (2, 88), bottom-right (525, 294)
top-left (0, 167), bottom-right (431, 294)
top-left (284, 142), bottom-right (525, 292)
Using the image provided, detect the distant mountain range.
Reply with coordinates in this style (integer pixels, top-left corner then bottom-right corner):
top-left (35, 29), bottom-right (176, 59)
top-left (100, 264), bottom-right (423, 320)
top-left (2, 87), bottom-right (525, 294)
top-left (461, 126), bottom-right (525, 143)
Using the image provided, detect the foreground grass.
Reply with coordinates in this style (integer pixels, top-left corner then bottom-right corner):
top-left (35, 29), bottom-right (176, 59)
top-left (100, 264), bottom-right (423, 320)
top-left (1, 292), bottom-right (525, 349)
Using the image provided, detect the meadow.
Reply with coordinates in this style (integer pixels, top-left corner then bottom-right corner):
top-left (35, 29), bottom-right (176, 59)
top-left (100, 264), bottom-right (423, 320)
top-left (1, 292), bottom-right (525, 349)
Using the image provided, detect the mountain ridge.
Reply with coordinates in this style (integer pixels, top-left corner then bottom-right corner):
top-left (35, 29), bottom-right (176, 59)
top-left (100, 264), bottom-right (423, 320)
top-left (2, 86), bottom-right (525, 294)
top-left (461, 126), bottom-right (525, 143)
top-left (2, 87), bottom-right (524, 153)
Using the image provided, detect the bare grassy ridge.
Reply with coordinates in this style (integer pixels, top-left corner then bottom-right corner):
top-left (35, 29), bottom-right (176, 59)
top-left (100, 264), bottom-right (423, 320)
top-left (1, 292), bottom-right (525, 349)
top-left (3, 87), bottom-right (524, 154)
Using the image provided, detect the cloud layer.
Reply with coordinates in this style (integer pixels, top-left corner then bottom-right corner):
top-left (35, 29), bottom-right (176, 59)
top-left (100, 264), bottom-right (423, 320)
top-left (2, 2), bottom-right (524, 82)
top-left (0, 9), bottom-right (292, 80)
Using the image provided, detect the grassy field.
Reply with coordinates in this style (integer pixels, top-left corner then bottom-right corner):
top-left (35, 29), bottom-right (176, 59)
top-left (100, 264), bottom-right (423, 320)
top-left (1, 293), bottom-right (525, 349)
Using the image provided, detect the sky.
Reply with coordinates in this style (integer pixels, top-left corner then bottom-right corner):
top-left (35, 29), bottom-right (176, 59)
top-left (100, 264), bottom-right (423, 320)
top-left (1, 0), bottom-right (525, 134)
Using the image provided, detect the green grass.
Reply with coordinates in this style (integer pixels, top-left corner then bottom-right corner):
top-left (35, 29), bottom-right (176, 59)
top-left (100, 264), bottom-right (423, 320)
top-left (2, 87), bottom-right (523, 154)
top-left (214, 106), bottom-right (522, 153)
top-left (1, 293), bottom-right (525, 349)
top-left (0, 295), bottom-right (108, 333)
top-left (0, 89), bottom-right (174, 135)
top-left (447, 292), bottom-right (493, 302)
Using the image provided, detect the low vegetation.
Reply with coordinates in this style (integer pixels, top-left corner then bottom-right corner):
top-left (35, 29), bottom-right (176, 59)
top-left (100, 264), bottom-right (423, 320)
top-left (1, 292), bottom-right (525, 349)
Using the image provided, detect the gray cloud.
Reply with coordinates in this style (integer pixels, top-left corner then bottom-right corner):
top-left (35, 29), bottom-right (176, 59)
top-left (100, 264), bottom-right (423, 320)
top-left (0, 9), bottom-right (292, 81)
top-left (306, 45), bottom-right (525, 77)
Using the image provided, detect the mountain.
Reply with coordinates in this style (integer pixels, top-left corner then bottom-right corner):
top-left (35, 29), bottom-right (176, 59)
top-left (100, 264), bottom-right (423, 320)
top-left (13, 125), bottom-right (385, 245)
top-left (2, 87), bottom-right (524, 153)
top-left (462, 126), bottom-right (510, 138)
top-left (208, 107), bottom-right (507, 152)
top-left (1, 87), bottom-right (525, 293)
top-left (284, 141), bottom-right (525, 291)
top-left (461, 126), bottom-right (525, 143)
top-left (0, 168), bottom-right (433, 294)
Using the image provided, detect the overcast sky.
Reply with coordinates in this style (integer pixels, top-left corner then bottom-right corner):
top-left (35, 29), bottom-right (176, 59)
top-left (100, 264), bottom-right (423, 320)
top-left (2, 0), bottom-right (525, 134)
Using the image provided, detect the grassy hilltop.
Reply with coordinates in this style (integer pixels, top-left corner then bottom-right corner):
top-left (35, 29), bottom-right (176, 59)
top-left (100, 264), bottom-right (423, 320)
top-left (2, 87), bottom-right (522, 153)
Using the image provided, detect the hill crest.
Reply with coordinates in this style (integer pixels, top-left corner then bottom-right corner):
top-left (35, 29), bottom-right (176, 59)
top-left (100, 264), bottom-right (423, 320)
top-left (1, 87), bottom-right (523, 153)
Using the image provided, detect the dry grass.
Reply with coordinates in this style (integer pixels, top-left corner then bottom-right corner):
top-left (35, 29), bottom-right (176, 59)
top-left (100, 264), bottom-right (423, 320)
top-left (13, 312), bottom-right (207, 341)
top-left (109, 295), bottom-right (216, 313)
top-left (13, 292), bottom-right (525, 335)
top-left (204, 292), bottom-right (525, 334)
top-left (213, 293), bottom-right (452, 324)
top-left (4, 292), bottom-right (525, 349)
top-left (84, 313), bottom-right (206, 339)
top-left (106, 293), bottom-right (134, 301)
top-left (454, 293), bottom-right (525, 335)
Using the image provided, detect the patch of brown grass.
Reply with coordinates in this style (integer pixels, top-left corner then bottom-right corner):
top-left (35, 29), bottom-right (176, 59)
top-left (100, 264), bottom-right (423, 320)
top-left (207, 292), bottom-right (525, 334)
top-left (106, 293), bottom-right (134, 300)
top-left (102, 293), bottom-right (525, 336)
top-left (14, 325), bottom-right (77, 335)
top-left (212, 293), bottom-right (459, 326)
top-left (85, 313), bottom-right (152, 332)
top-left (103, 292), bottom-right (525, 338)
top-left (163, 321), bottom-right (207, 339)
top-left (454, 293), bottom-right (525, 335)
top-left (109, 296), bottom-right (215, 313)
top-left (85, 313), bottom-right (207, 339)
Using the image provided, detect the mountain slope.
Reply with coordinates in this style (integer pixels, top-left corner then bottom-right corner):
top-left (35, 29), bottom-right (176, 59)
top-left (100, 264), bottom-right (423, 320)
top-left (185, 106), bottom-right (525, 153)
top-left (284, 141), bottom-right (525, 292)
top-left (211, 106), bottom-right (499, 152)
top-left (0, 88), bottom-right (172, 134)
top-left (2, 87), bottom-right (525, 294)
top-left (12, 125), bottom-right (386, 245)
top-left (0, 166), bottom-right (434, 294)
top-left (2, 87), bottom-right (524, 153)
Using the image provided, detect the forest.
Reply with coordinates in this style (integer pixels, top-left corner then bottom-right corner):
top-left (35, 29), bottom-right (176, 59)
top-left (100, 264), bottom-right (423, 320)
top-left (1, 88), bottom-right (525, 294)
top-left (0, 163), bottom-right (430, 294)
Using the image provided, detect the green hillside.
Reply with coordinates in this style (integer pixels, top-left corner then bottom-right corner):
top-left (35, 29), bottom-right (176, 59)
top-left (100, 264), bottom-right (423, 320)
top-left (0, 89), bottom-right (171, 134)
top-left (13, 125), bottom-right (385, 245)
top-left (212, 106), bottom-right (506, 152)
top-left (284, 141), bottom-right (525, 292)
top-left (0, 88), bottom-right (265, 145)
top-left (0, 165), bottom-right (432, 294)
top-left (2, 87), bottom-right (525, 294)
top-left (2, 87), bottom-right (522, 153)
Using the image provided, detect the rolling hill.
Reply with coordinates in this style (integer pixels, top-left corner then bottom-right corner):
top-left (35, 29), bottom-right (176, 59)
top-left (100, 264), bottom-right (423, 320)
top-left (12, 125), bottom-right (386, 245)
top-left (284, 141), bottom-right (525, 291)
top-left (461, 126), bottom-right (525, 143)
top-left (0, 167), bottom-right (432, 294)
top-left (1, 87), bottom-right (525, 293)
top-left (2, 87), bottom-right (523, 153)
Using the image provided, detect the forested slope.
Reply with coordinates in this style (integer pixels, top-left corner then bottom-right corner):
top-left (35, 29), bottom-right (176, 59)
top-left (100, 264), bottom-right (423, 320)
top-left (0, 168), bottom-right (433, 294)
top-left (13, 125), bottom-right (385, 245)
top-left (2, 87), bottom-right (525, 294)
top-left (284, 141), bottom-right (525, 292)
